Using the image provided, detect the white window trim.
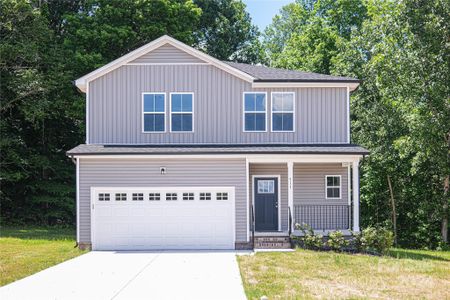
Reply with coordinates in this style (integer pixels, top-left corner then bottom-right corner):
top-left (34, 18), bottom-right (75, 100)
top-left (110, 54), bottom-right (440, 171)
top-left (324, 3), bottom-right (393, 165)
top-left (169, 92), bottom-right (194, 133)
top-left (325, 175), bottom-right (342, 200)
top-left (271, 92), bottom-right (295, 132)
top-left (243, 92), bottom-right (268, 132)
top-left (252, 175), bottom-right (281, 231)
top-left (142, 92), bottom-right (166, 133)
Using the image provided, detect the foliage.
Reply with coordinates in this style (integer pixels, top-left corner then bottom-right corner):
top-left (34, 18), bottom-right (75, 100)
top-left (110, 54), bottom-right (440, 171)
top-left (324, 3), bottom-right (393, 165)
top-left (294, 223), bottom-right (324, 250)
top-left (352, 226), bottom-right (394, 255)
top-left (327, 230), bottom-right (349, 251)
top-left (193, 0), bottom-right (265, 63)
top-left (0, 0), bottom-right (262, 226)
top-left (265, 0), bottom-right (449, 248)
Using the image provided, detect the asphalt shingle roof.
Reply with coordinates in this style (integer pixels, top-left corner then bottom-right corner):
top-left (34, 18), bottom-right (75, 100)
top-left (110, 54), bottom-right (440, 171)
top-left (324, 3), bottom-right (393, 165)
top-left (67, 144), bottom-right (369, 156)
top-left (224, 61), bottom-right (359, 83)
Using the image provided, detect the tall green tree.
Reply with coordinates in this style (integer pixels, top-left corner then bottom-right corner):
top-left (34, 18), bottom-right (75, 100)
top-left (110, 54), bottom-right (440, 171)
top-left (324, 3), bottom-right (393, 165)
top-left (1, 0), bottom-right (82, 225)
top-left (193, 0), bottom-right (264, 63)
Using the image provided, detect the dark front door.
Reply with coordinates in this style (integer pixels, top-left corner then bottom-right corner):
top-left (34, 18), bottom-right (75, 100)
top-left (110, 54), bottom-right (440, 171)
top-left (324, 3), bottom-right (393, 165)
top-left (254, 177), bottom-right (278, 231)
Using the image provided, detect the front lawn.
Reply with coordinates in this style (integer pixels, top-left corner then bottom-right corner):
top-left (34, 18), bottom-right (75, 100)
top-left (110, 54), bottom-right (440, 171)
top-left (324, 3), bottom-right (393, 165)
top-left (238, 248), bottom-right (450, 299)
top-left (0, 227), bottom-right (86, 286)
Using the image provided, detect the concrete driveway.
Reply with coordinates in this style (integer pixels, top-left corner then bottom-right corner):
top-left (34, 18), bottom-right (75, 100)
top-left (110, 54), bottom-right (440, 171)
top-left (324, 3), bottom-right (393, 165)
top-left (0, 251), bottom-right (247, 300)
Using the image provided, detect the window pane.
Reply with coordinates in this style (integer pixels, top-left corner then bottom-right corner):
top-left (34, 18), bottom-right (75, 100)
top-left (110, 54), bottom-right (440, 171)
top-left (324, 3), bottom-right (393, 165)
top-left (154, 94), bottom-right (165, 112)
top-left (143, 94), bottom-right (155, 112)
top-left (171, 94), bottom-right (182, 112)
top-left (334, 176), bottom-right (340, 186)
top-left (245, 113), bottom-right (255, 131)
top-left (327, 176), bottom-right (334, 186)
top-left (181, 94), bottom-right (192, 112)
top-left (144, 114), bottom-right (164, 132)
top-left (245, 94), bottom-right (255, 111)
top-left (172, 114), bottom-right (192, 131)
top-left (172, 114), bottom-right (182, 131)
top-left (327, 187), bottom-right (340, 198)
top-left (154, 114), bottom-right (165, 131)
top-left (255, 113), bottom-right (265, 130)
top-left (273, 113), bottom-right (283, 131)
top-left (282, 113), bottom-right (293, 131)
top-left (283, 94), bottom-right (294, 111)
top-left (255, 94), bottom-right (265, 111)
top-left (272, 94), bottom-right (283, 112)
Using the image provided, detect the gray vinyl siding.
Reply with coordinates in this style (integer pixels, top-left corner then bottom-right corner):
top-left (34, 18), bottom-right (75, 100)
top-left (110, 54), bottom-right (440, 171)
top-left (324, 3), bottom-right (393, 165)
top-left (78, 158), bottom-right (247, 243)
top-left (249, 164), bottom-right (288, 231)
top-left (89, 65), bottom-right (348, 144)
top-left (129, 44), bottom-right (204, 64)
top-left (293, 163), bottom-right (349, 205)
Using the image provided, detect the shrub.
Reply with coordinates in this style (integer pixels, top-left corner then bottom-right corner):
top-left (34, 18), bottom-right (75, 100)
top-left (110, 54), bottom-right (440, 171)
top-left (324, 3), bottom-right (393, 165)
top-left (352, 226), bottom-right (394, 254)
top-left (327, 231), bottom-right (349, 251)
top-left (294, 223), bottom-right (324, 250)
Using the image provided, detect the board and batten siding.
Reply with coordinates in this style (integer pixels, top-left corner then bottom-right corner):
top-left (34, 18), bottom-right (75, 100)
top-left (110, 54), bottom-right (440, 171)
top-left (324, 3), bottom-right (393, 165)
top-left (89, 64), bottom-right (349, 144)
top-left (129, 44), bottom-right (205, 64)
top-left (293, 163), bottom-right (349, 205)
top-left (78, 158), bottom-right (247, 243)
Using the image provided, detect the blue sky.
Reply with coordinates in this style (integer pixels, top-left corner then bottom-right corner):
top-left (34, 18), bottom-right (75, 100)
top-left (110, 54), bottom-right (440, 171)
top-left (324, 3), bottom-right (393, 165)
top-left (242, 0), bottom-right (294, 31)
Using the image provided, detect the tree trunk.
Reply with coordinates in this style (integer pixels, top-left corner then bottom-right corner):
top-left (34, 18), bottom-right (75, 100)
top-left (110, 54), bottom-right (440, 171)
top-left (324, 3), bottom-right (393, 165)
top-left (387, 175), bottom-right (397, 246)
top-left (443, 175), bottom-right (449, 243)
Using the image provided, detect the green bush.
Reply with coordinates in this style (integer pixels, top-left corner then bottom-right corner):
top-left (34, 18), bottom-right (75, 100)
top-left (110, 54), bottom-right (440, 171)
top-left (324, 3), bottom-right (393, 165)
top-left (352, 226), bottom-right (394, 254)
top-left (294, 223), bottom-right (324, 250)
top-left (327, 231), bottom-right (349, 251)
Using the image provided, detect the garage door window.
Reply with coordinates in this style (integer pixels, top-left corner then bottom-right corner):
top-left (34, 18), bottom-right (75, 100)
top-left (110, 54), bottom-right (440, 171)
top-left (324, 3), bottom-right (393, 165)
top-left (166, 193), bottom-right (177, 201)
top-left (115, 193), bottom-right (127, 201)
top-left (183, 193), bottom-right (194, 201)
top-left (132, 193), bottom-right (144, 201)
top-left (200, 192), bottom-right (211, 200)
top-left (98, 193), bottom-right (110, 201)
top-left (149, 193), bottom-right (160, 201)
top-left (216, 192), bottom-right (228, 200)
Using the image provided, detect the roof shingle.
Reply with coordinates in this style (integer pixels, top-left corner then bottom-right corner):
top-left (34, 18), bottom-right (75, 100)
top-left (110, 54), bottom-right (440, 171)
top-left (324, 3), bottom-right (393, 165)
top-left (224, 61), bottom-right (359, 83)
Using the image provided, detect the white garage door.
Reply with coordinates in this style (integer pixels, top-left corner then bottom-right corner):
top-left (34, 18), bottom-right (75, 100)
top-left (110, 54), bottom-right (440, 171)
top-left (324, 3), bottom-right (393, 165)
top-left (91, 187), bottom-right (235, 250)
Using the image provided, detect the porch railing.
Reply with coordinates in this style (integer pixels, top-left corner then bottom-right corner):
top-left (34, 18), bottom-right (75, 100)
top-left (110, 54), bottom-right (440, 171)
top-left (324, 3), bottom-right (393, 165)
top-left (294, 204), bottom-right (350, 230)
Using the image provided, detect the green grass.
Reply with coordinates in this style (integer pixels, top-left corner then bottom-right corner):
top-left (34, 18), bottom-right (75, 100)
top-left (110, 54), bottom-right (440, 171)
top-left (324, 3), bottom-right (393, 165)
top-left (238, 248), bottom-right (450, 299)
top-left (0, 227), bottom-right (87, 286)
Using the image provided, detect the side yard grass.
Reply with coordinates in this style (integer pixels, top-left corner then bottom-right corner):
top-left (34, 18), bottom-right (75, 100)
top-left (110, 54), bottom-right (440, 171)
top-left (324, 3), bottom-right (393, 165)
top-left (0, 227), bottom-right (87, 286)
top-left (238, 248), bottom-right (450, 300)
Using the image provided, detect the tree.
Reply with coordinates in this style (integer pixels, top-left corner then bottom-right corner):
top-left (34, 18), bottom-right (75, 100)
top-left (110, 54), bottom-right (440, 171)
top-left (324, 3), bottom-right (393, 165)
top-left (193, 0), bottom-right (264, 63)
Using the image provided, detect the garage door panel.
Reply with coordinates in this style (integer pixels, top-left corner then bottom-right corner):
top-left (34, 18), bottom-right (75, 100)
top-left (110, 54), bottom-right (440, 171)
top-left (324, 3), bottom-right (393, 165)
top-left (92, 187), bottom-right (235, 250)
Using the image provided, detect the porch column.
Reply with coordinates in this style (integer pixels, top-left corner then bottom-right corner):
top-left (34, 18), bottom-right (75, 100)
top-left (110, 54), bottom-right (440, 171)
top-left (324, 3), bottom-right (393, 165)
top-left (352, 160), bottom-right (360, 232)
top-left (287, 161), bottom-right (294, 232)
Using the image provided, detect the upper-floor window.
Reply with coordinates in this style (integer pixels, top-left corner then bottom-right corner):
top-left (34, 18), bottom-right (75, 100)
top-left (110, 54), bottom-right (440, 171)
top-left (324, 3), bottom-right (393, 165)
top-left (325, 175), bottom-right (341, 199)
top-left (171, 93), bottom-right (193, 132)
top-left (244, 92), bottom-right (266, 132)
top-left (143, 93), bottom-right (165, 132)
top-left (272, 92), bottom-right (294, 132)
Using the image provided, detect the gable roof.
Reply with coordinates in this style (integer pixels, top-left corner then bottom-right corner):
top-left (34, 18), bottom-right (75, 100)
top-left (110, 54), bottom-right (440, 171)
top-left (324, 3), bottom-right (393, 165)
top-left (74, 35), bottom-right (255, 92)
top-left (75, 35), bottom-right (360, 93)
top-left (224, 62), bottom-right (360, 83)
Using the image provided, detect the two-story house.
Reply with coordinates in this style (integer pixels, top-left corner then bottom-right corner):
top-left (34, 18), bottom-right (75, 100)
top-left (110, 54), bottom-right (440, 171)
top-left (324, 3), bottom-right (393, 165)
top-left (67, 35), bottom-right (369, 250)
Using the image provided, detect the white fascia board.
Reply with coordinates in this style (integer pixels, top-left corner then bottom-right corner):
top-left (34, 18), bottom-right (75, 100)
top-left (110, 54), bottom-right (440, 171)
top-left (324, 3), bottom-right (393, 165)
top-left (252, 82), bottom-right (359, 91)
top-left (71, 154), bottom-right (364, 162)
top-left (75, 35), bottom-right (254, 92)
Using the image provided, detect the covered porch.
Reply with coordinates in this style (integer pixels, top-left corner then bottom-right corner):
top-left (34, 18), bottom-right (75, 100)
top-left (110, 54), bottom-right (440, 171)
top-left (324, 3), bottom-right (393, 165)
top-left (246, 154), bottom-right (362, 243)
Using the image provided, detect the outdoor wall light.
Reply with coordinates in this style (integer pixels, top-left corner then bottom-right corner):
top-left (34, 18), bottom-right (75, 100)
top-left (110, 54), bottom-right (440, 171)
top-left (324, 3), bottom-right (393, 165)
top-left (160, 167), bottom-right (166, 175)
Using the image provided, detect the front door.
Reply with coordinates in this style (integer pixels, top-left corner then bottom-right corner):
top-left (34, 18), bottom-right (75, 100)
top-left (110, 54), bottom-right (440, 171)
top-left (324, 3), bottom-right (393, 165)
top-left (254, 177), bottom-right (278, 231)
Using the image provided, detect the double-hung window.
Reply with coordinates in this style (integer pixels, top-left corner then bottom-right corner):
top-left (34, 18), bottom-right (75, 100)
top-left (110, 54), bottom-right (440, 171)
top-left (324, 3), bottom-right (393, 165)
top-left (244, 92), bottom-right (266, 131)
top-left (171, 93), bottom-right (193, 132)
top-left (325, 175), bottom-right (341, 199)
top-left (272, 92), bottom-right (294, 132)
top-left (143, 93), bottom-right (165, 132)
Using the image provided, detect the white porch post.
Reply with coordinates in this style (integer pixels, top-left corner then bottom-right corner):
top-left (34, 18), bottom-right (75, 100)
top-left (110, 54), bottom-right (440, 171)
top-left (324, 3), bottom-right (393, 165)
top-left (287, 161), bottom-right (294, 232)
top-left (352, 160), bottom-right (360, 232)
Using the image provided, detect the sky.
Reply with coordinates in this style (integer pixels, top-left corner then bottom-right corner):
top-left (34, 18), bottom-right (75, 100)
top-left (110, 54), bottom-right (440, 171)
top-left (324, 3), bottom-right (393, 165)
top-left (242, 0), bottom-right (294, 31)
